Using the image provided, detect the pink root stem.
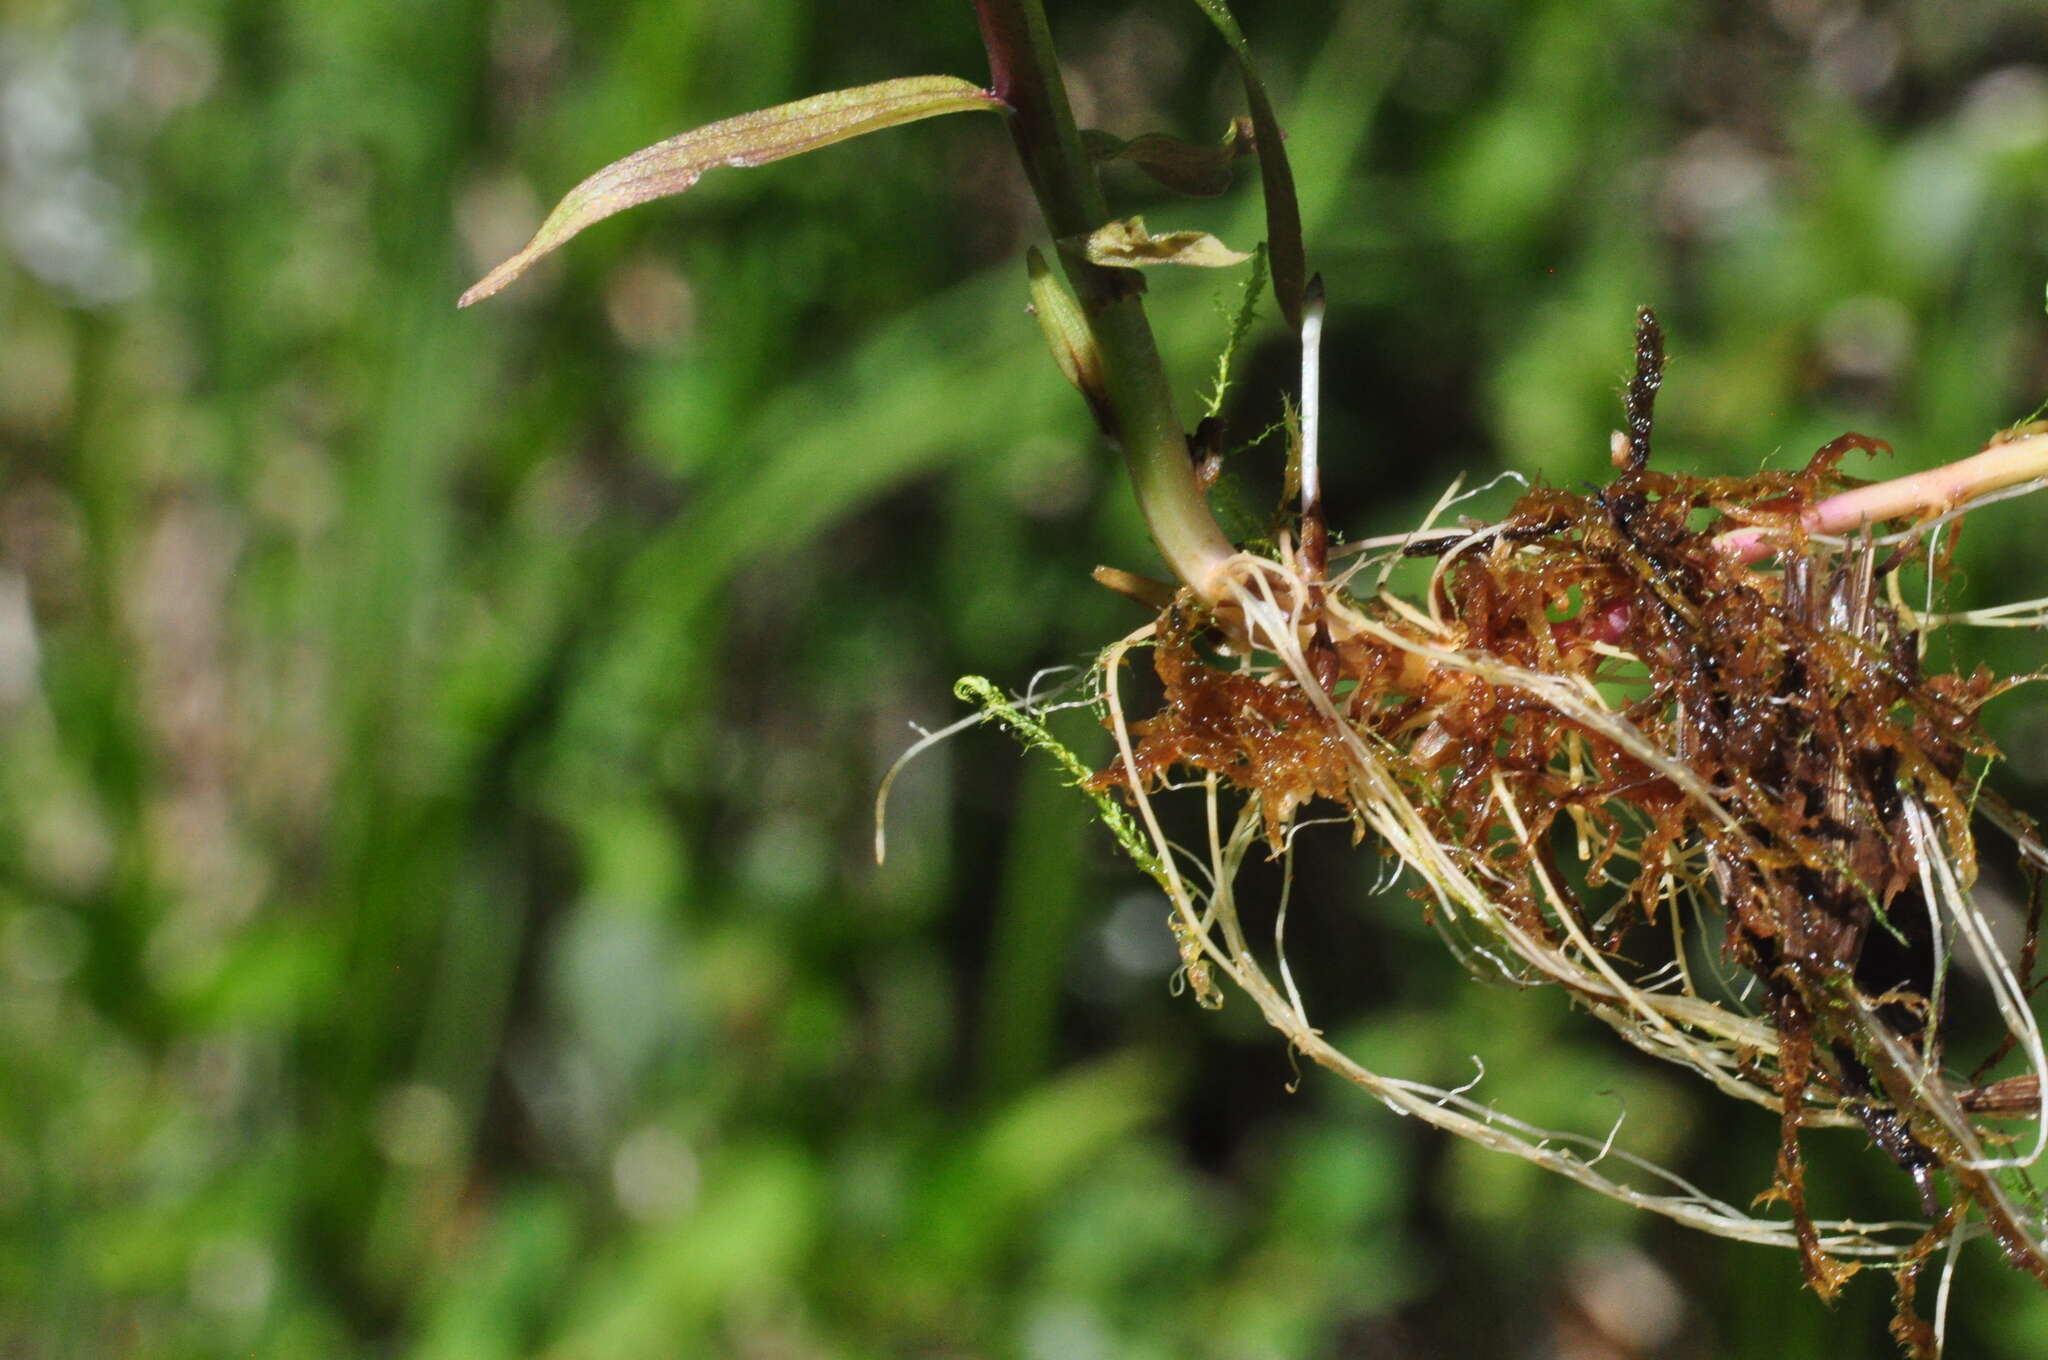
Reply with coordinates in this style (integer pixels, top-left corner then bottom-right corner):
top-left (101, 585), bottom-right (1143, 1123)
top-left (1716, 430), bottom-right (2048, 564)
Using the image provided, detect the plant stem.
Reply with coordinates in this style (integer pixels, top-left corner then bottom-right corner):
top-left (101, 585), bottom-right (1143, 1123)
top-left (1716, 431), bottom-right (2048, 562)
top-left (974, 0), bottom-right (1237, 605)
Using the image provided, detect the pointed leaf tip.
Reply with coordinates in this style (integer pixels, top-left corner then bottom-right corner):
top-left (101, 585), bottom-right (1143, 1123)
top-left (1184, 0), bottom-right (1306, 328)
top-left (1025, 246), bottom-right (1108, 429)
top-left (458, 75), bottom-right (1003, 308)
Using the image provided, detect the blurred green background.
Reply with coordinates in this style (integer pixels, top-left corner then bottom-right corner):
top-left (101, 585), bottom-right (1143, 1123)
top-left (4, 0), bottom-right (2048, 1355)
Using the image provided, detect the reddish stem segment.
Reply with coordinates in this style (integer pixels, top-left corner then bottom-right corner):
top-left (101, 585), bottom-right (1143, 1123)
top-left (1717, 431), bottom-right (2048, 563)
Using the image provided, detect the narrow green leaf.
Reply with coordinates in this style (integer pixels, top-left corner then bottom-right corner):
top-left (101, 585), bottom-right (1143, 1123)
top-left (1184, 1), bottom-right (1307, 328)
top-left (1081, 216), bottom-right (1250, 269)
top-left (1025, 246), bottom-right (1109, 429)
top-left (460, 76), bottom-right (1003, 307)
top-left (1080, 116), bottom-right (1254, 197)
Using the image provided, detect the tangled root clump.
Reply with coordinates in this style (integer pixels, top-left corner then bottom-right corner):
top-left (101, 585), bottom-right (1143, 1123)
top-left (1082, 417), bottom-right (2048, 1349)
top-left (864, 302), bottom-right (2048, 1352)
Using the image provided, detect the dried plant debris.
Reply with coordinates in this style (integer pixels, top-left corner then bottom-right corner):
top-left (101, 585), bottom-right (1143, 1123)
top-left (1078, 314), bottom-right (2048, 1349)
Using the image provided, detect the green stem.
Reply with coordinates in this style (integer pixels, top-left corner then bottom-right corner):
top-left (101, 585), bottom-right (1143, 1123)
top-left (974, 0), bottom-right (1237, 604)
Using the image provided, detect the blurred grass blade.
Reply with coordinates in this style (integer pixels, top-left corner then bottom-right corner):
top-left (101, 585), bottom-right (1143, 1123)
top-left (1081, 216), bottom-right (1250, 268)
top-left (1080, 117), bottom-right (1253, 197)
top-left (1185, 0), bottom-right (1306, 328)
top-left (459, 76), bottom-right (1003, 307)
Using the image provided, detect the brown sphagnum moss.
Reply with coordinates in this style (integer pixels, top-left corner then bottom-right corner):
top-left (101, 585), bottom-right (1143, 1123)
top-left (460, 3), bottom-right (2048, 1350)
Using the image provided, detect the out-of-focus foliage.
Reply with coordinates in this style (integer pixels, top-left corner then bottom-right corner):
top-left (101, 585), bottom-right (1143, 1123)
top-left (1, 2), bottom-right (2046, 1357)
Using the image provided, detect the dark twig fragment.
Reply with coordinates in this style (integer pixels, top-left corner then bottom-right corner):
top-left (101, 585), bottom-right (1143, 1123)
top-left (1625, 306), bottom-right (1665, 472)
